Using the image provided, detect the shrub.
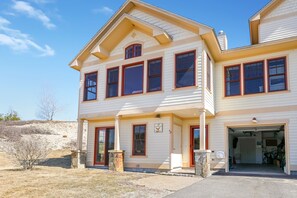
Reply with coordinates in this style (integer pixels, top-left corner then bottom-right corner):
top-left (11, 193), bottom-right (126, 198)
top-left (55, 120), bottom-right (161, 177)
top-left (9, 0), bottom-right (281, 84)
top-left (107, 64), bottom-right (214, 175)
top-left (9, 136), bottom-right (50, 170)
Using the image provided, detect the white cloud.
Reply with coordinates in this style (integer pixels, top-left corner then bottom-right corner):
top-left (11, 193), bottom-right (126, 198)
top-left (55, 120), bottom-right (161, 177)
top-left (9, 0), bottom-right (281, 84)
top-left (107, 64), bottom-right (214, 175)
top-left (0, 16), bottom-right (55, 56)
top-left (12, 0), bottom-right (55, 29)
top-left (93, 6), bottom-right (114, 15)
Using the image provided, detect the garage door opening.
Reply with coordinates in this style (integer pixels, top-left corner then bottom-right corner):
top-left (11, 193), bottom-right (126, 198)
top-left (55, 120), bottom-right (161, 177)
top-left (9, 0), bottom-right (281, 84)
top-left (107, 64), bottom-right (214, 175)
top-left (228, 125), bottom-right (286, 175)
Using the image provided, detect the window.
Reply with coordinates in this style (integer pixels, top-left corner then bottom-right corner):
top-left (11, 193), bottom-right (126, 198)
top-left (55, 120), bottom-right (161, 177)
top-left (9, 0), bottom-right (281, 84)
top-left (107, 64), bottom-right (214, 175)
top-left (106, 67), bottom-right (119, 98)
top-left (225, 65), bottom-right (241, 96)
top-left (84, 72), bottom-right (97, 101)
top-left (244, 61), bottom-right (264, 94)
top-left (206, 55), bottom-right (211, 91)
top-left (133, 125), bottom-right (146, 156)
top-left (122, 63), bottom-right (143, 95)
top-left (147, 58), bottom-right (162, 92)
top-left (267, 57), bottom-right (286, 92)
top-left (175, 51), bottom-right (195, 88)
top-left (125, 44), bottom-right (142, 59)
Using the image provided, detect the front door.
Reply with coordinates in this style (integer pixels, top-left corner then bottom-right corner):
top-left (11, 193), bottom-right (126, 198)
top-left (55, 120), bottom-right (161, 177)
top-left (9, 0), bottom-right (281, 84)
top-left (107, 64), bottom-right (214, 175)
top-left (94, 127), bottom-right (115, 165)
top-left (190, 126), bottom-right (208, 166)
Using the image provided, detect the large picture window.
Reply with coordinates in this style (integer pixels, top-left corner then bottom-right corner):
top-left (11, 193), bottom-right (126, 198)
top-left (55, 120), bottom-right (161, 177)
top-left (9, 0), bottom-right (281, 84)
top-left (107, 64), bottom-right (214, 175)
top-left (147, 58), bottom-right (162, 92)
top-left (106, 67), bottom-right (119, 98)
top-left (175, 51), bottom-right (195, 88)
top-left (84, 72), bottom-right (97, 101)
top-left (125, 44), bottom-right (142, 59)
top-left (244, 61), bottom-right (264, 94)
top-left (225, 65), bottom-right (241, 96)
top-left (133, 125), bottom-right (146, 156)
top-left (267, 57), bottom-right (287, 92)
top-left (122, 63), bottom-right (143, 95)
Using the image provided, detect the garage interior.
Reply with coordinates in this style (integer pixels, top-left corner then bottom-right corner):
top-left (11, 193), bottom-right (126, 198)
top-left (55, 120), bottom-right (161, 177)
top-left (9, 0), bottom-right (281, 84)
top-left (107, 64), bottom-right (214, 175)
top-left (228, 125), bottom-right (286, 175)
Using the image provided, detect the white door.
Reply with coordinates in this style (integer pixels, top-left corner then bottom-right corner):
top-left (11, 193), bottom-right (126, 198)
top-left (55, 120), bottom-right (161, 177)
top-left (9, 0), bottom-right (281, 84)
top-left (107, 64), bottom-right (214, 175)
top-left (171, 125), bottom-right (182, 169)
top-left (240, 138), bottom-right (256, 164)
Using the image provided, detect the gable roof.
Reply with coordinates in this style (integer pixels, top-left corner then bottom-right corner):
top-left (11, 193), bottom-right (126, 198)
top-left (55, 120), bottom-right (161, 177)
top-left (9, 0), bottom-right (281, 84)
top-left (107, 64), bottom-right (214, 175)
top-left (249, 0), bottom-right (284, 44)
top-left (69, 0), bottom-right (214, 70)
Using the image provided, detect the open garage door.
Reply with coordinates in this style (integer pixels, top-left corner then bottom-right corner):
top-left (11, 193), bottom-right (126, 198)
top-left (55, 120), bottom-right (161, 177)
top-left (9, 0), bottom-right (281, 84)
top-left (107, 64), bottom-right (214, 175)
top-left (228, 125), bottom-right (286, 175)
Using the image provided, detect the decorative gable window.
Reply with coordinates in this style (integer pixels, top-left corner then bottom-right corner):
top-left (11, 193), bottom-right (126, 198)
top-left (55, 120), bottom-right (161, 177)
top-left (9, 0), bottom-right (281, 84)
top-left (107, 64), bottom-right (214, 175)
top-left (125, 44), bottom-right (142, 59)
top-left (84, 72), bottom-right (97, 101)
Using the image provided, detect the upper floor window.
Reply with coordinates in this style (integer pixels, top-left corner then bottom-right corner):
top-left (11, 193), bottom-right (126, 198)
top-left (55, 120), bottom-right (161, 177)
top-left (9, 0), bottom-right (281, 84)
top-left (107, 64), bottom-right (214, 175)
top-left (175, 51), bottom-right (195, 88)
top-left (147, 58), bottom-right (162, 92)
top-left (244, 61), bottom-right (264, 94)
top-left (122, 62), bottom-right (143, 95)
top-left (133, 124), bottom-right (146, 156)
top-left (267, 57), bottom-right (287, 92)
top-left (106, 67), bottom-right (119, 98)
top-left (206, 55), bottom-right (211, 91)
top-left (84, 72), bottom-right (97, 101)
top-left (125, 44), bottom-right (142, 59)
top-left (225, 65), bottom-right (241, 96)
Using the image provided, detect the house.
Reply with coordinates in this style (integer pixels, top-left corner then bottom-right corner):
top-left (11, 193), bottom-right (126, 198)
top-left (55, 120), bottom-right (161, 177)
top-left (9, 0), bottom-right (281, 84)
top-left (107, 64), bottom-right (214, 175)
top-left (69, 0), bottom-right (297, 175)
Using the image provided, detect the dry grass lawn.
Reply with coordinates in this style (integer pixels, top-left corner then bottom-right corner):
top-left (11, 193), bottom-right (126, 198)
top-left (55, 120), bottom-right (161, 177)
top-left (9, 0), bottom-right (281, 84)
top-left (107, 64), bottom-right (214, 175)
top-left (0, 150), bottom-right (200, 198)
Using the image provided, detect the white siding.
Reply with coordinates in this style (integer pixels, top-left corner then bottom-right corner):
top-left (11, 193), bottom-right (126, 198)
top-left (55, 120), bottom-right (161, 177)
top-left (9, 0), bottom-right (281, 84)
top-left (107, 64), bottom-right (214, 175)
top-left (265, 0), bottom-right (297, 19)
top-left (80, 41), bottom-right (204, 117)
top-left (259, 15), bottom-right (297, 43)
top-left (259, 0), bottom-right (297, 43)
top-left (110, 30), bottom-right (159, 56)
top-left (86, 117), bottom-right (171, 168)
top-left (215, 50), bottom-right (297, 112)
top-left (129, 9), bottom-right (197, 41)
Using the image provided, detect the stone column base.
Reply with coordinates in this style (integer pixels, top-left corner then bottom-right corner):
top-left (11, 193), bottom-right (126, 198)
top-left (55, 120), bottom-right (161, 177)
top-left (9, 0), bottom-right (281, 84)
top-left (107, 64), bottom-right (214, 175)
top-left (194, 150), bottom-right (211, 178)
top-left (71, 150), bottom-right (86, 169)
top-left (109, 150), bottom-right (125, 172)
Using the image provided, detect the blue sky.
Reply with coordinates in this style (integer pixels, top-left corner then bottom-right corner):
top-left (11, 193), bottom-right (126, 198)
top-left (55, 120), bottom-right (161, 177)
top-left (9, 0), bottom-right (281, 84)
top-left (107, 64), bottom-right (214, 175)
top-left (0, 0), bottom-right (270, 121)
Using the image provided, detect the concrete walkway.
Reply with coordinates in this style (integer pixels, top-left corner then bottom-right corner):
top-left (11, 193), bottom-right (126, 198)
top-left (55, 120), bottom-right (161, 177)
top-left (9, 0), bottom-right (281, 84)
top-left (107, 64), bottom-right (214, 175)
top-left (167, 175), bottom-right (297, 198)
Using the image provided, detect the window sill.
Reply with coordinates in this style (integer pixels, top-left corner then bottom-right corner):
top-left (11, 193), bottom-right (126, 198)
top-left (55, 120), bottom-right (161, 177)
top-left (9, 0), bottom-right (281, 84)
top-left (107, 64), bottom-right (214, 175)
top-left (223, 89), bottom-right (291, 99)
top-left (82, 99), bottom-right (98, 103)
top-left (104, 90), bottom-right (164, 100)
top-left (172, 85), bottom-right (198, 91)
top-left (130, 155), bottom-right (148, 158)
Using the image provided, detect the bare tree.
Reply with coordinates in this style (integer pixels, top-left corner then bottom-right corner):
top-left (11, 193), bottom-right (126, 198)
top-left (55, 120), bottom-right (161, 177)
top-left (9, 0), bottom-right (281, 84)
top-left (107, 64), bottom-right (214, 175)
top-left (37, 88), bottom-right (60, 121)
top-left (9, 136), bottom-right (50, 170)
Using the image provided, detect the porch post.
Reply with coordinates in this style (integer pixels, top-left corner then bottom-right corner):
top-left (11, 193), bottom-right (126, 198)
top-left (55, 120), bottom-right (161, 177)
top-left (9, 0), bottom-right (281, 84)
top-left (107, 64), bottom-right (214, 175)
top-left (109, 115), bottom-right (124, 172)
top-left (77, 119), bottom-right (84, 151)
top-left (72, 119), bottom-right (86, 168)
top-left (199, 109), bottom-right (206, 150)
top-left (195, 109), bottom-right (211, 177)
top-left (114, 115), bottom-right (120, 150)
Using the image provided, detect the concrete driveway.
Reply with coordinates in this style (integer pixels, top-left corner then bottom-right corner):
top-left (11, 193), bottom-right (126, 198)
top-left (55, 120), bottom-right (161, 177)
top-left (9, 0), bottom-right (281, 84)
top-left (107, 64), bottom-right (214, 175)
top-left (167, 174), bottom-right (297, 198)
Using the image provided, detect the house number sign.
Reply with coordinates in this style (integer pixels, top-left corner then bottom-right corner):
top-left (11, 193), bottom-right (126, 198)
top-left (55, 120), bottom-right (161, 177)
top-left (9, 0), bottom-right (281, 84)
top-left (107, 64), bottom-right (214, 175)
top-left (154, 123), bottom-right (163, 133)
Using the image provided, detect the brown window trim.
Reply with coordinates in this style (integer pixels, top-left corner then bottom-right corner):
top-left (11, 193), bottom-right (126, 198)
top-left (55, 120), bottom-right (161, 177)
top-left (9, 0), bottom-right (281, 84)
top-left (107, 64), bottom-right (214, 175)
top-left (84, 71), bottom-right (98, 101)
top-left (106, 67), bottom-right (119, 98)
top-left (93, 126), bottom-right (114, 166)
top-left (174, 50), bottom-right (196, 89)
top-left (206, 54), bottom-right (211, 91)
top-left (125, 44), bottom-right (142, 60)
top-left (132, 124), bottom-right (146, 156)
top-left (224, 65), bottom-right (241, 97)
top-left (122, 61), bottom-right (144, 96)
top-left (267, 57), bottom-right (287, 92)
top-left (147, 57), bottom-right (162, 93)
top-left (243, 60), bottom-right (265, 95)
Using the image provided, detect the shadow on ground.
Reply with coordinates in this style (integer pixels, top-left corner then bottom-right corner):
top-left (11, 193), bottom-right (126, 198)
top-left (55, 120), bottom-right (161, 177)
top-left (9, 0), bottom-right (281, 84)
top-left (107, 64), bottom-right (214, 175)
top-left (39, 154), bottom-right (71, 169)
